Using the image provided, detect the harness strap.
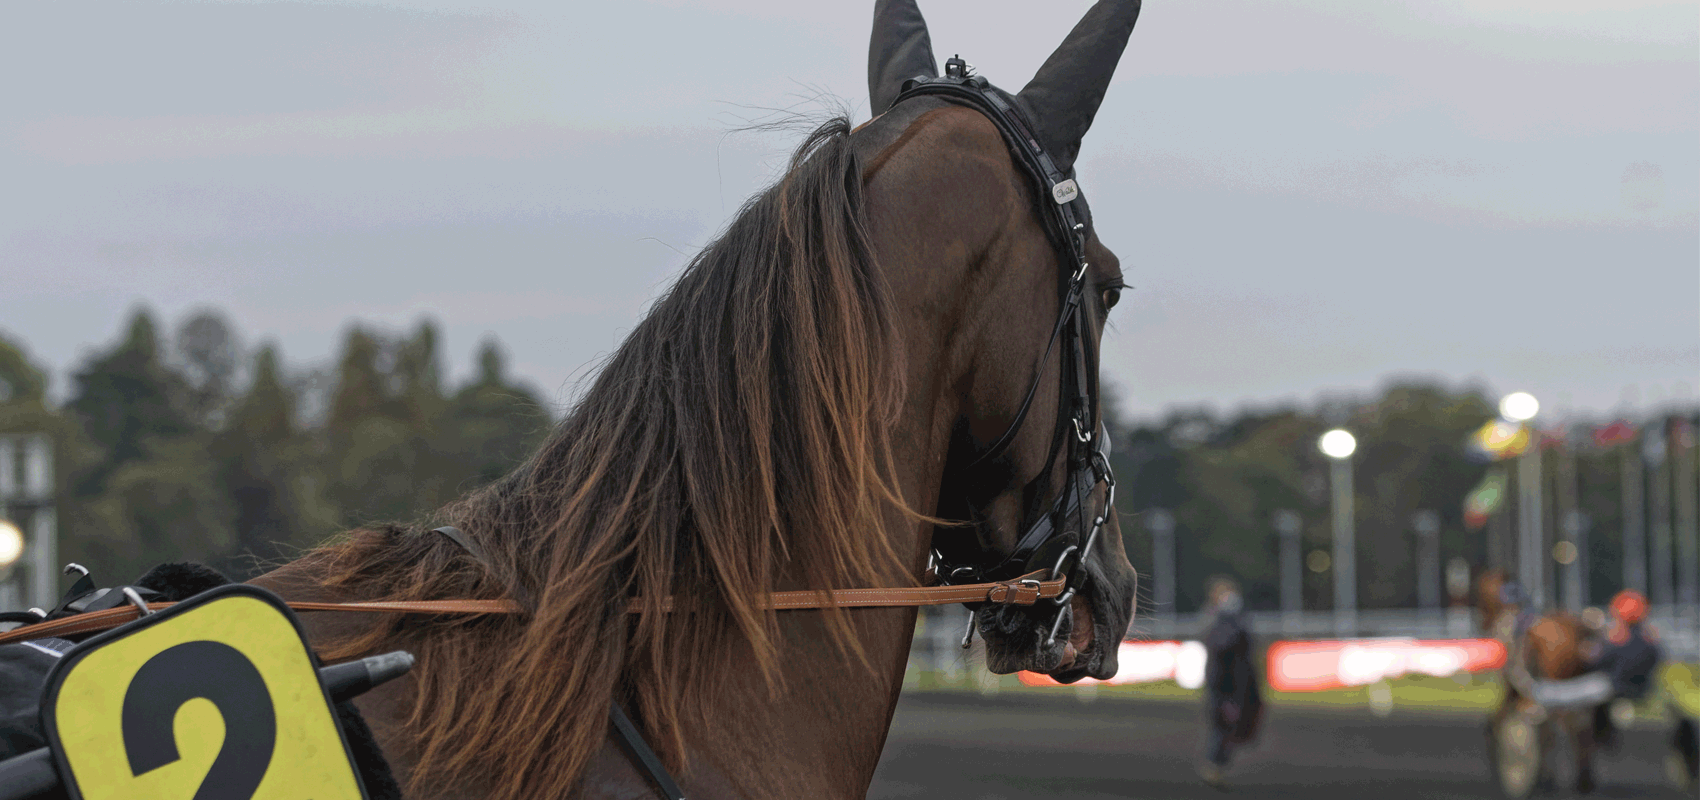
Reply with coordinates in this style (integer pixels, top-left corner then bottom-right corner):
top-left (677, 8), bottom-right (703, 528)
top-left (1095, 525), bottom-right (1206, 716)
top-left (610, 702), bottom-right (688, 800)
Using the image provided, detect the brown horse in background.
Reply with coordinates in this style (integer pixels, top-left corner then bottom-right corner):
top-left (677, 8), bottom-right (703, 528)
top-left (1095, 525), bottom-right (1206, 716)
top-left (1477, 568), bottom-right (1601, 794)
top-left (253, 3), bottom-right (1145, 798)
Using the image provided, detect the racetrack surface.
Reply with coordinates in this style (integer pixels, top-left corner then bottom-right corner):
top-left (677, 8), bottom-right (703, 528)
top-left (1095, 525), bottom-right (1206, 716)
top-left (869, 692), bottom-right (1688, 799)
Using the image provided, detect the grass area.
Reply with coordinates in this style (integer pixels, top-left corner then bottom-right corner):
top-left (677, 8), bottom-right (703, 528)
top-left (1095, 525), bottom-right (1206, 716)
top-left (904, 663), bottom-right (1700, 720)
top-left (1665, 662), bottom-right (1700, 717)
top-left (904, 668), bottom-right (1501, 712)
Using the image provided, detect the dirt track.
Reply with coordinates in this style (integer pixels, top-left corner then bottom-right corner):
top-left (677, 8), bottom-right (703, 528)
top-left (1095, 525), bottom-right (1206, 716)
top-left (869, 691), bottom-right (1688, 799)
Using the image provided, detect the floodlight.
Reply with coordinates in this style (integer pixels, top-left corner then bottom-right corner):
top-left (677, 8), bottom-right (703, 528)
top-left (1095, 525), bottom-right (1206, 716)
top-left (1318, 428), bottom-right (1357, 459)
top-left (1499, 392), bottom-right (1539, 422)
top-left (0, 519), bottom-right (22, 569)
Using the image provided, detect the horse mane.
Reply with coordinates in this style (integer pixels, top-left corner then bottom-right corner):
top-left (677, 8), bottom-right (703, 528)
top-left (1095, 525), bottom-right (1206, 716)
top-left (307, 117), bottom-right (918, 798)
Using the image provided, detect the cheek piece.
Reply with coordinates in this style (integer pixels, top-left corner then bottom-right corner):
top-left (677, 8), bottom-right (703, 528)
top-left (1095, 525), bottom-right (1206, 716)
top-left (896, 57), bottom-right (1117, 650)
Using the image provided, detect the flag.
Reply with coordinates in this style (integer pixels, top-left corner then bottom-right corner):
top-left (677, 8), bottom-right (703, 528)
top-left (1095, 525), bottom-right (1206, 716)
top-left (1466, 419), bottom-right (1530, 463)
top-left (1593, 421), bottom-right (1636, 448)
top-left (1464, 468), bottom-right (1508, 531)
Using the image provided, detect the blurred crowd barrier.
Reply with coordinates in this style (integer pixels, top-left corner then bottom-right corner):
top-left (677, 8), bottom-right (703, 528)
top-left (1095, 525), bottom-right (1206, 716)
top-left (906, 606), bottom-right (1700, 689)
top-left (1135, 607), bottom-right (1699, 663)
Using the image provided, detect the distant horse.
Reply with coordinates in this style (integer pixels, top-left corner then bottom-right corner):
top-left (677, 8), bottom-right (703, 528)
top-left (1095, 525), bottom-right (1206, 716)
top-left (1477, 568), bottom-right (1600, 795)
top-left (254, 3), bottom-right (1144, 798)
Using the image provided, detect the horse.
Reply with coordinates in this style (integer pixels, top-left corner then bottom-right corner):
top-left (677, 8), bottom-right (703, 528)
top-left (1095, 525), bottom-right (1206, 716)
top-left (1476, 568), bottom-right (1601, 795)
top-left (252, 3), bottom-right (1145, 798)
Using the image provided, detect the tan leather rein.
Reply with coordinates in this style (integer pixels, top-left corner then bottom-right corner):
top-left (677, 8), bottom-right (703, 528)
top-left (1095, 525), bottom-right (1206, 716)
top-left (0, 571), bottom-right (1066, 646)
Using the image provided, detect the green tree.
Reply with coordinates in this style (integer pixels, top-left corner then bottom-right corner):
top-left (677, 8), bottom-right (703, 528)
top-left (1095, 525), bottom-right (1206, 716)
top-left (0, 331), bottom-right (48, 406)
top-left (173, 309), bottom-right (242, 429)
top-left (212, 344), bottom-right (339, 575)
top-left (326, 326), bottom-right (388, 435)
top-left (1116, 383), bottom-right (1498, 612)
top-left (77, 436), bottom-right (237, 581)
top-left (321, 321), bottom-right (462, 526)
top-left (67, 310), bottom-right (195, 490)
top-left (446, 338), bottom-right (550, 489)
top-left (62, 309), bottom-right (237, 580)
top-left (1347, 384), bottom-right (1494, 607)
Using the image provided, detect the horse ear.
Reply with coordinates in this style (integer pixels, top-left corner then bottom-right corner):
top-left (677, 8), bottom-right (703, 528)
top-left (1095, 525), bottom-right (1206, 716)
top-left (868, 0), bottom-right (938, 116)
top-left (1014, 0), bottom-right (1142, 173)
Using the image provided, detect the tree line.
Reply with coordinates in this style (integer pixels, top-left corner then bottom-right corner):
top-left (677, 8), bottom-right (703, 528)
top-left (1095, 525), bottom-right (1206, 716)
top-left (0, 308), bottom-right (550, 582)
top-left (1, 311), bottom-right (1692, 612)
top-left (1105, 384), bottom-right (1699, 614)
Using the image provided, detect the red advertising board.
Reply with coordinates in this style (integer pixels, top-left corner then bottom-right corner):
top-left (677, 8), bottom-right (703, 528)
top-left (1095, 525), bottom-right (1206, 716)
top-left (1016, 638), bottom-right (1508, 693)
top-left (1265, 638), bottom-right (1506, 692)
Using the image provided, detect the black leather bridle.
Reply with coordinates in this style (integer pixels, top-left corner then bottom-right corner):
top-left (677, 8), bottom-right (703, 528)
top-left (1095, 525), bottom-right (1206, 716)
top-left (892, 56), bottom-right (1117, 650)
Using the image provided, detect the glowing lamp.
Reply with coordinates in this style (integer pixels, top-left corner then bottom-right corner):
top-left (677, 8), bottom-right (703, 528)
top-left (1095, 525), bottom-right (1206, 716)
top-left (1499, 392), bottom-right (1539, 422)
top-left (0, 519), bottom-right (22, 569)
top-left (1318, 429), bottom-right (1356, 460)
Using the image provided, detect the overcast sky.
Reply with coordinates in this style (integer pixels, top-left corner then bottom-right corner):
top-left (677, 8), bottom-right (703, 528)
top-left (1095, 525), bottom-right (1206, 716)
top-left (2, 0), bottom-right (1695, 423)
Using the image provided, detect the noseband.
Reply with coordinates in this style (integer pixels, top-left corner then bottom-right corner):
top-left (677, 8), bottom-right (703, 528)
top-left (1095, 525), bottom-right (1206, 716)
top-left (891, 57), bottom-right (1118, 648)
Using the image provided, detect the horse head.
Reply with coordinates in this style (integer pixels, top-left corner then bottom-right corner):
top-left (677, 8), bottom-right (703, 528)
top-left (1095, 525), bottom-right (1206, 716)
top-left (861, 0), bottom-right (1142, 681)
top-left (257, 5), bottom-right (1148, 795)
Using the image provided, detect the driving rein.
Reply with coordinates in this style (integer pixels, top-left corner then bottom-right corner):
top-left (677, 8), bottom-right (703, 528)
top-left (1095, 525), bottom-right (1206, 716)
top-left (0, 57), bottom-right (1117, 800)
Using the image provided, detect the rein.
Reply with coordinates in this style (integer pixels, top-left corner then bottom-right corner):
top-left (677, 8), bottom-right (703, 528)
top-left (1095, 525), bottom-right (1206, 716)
top-left (0, 538), bottom-right (1067, 800)
top-left (0, 560), bottom-right (1068, 647)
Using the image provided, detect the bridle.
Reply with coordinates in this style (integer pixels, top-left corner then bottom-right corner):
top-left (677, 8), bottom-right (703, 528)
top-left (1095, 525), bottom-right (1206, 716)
top-left (891, 56), bottom-right (1118, 650)
top-left (0, 56), bottom-right (1120, 800)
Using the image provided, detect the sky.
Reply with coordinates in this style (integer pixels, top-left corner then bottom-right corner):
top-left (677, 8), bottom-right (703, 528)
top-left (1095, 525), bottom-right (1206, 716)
top-left (2, 0), bottom-right (1695, 424)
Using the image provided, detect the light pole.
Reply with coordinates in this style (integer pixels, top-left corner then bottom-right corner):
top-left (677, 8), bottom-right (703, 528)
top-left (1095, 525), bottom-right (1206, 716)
top-left (1412, 510), bottom-right (1441, 616)
top-left (1561, 511), bottom-right (1590, 612)
top-left (1146, 508), bottom-right (1176, 635)
top-left (1273, 509), bottom-right (1303, 634)
top-left (1646, 428), bottom-right (1673, 609)
top-left (1500, 392), bottom-right (1542, 606)
top-left (0, 434), bottom-right (56, 609)
top-left (1445, 557), bottom-right (1473, 637)
top-left (1623, 427), bottom-right (1647, 594)
top-left (1674, 420), bottom-right (1698, 630)
top-left (1553, 424), bottom-right (1586, 611)
top-left (1319, 429), bottom-right (1356, 638)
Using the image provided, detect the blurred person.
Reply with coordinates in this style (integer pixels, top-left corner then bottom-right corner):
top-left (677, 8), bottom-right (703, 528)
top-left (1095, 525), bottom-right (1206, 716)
top-left (1592, 588), bottom-right (1661, 699)
top-left (1586, 588), bottom-right (1662, 750)
top-left (1197, 575), bottom-right (1263, 788)
top-left (1491, 579), bottom-right (1538, 642)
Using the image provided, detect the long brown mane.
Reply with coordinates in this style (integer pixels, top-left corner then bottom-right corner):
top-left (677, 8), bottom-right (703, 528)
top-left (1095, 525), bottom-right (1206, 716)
top-left (302, 118), bottom-right (919, 799)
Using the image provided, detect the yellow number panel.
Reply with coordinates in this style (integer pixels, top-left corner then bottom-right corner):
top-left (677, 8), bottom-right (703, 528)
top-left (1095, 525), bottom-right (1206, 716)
top-left (42, 585), bottom-right (366, 800)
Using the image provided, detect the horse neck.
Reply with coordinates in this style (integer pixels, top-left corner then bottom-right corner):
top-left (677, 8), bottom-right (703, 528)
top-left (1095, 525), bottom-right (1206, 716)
top-left (665, 597), bottom-right (922, 797)
top-left (672, 300), bottom-right (963, 797)
top-left (669, 380), bottom-right (952, 794)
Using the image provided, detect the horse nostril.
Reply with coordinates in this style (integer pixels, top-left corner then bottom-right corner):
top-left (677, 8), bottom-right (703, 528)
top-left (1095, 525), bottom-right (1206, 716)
top-left (986, 605), bottom-right (1028, 636)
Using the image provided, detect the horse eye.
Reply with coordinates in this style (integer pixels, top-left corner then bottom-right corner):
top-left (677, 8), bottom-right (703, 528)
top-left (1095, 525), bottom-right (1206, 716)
top-left (1101, 287), bottom-right (1122, 310)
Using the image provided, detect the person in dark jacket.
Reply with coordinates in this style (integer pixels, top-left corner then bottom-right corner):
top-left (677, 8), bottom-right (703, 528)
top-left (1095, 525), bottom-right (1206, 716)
top-left (1591, 588), bottom-right (1661, 700)
top-left (1198, 575), bottom-right (1263, 788)
top-left (1588, 588), bottom-right (1663, 751)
